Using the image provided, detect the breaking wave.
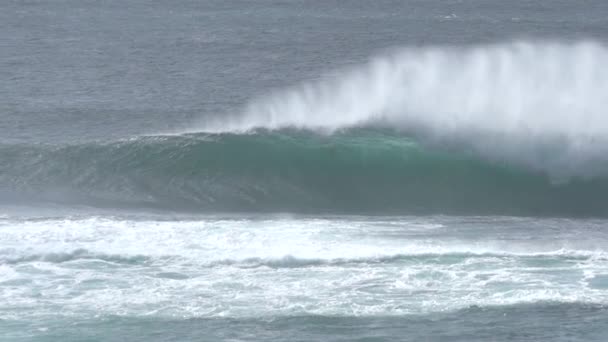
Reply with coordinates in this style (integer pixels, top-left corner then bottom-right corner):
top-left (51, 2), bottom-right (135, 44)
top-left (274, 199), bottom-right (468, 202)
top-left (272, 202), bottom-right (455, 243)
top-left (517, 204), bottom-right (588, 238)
top-left (3, 41), bottom-right (608, 215)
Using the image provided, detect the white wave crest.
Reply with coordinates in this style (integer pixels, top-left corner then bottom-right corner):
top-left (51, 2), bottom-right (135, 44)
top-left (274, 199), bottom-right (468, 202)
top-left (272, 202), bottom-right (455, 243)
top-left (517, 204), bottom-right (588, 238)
top-left (201, 41), bottom-right (608, 179)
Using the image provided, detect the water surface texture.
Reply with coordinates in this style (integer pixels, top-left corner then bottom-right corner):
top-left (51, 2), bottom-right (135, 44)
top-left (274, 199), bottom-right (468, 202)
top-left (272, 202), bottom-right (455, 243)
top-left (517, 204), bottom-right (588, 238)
top-left (2, 1), bottom-right (608, 341)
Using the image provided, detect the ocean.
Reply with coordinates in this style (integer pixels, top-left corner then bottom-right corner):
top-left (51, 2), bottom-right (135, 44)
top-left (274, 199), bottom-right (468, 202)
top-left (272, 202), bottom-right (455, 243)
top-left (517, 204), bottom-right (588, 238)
top-left (2, 1), bottom-right (608, 341)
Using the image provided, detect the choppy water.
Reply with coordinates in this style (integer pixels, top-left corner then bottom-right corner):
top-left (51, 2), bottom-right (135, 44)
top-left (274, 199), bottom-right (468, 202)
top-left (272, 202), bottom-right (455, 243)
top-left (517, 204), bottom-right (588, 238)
top-left (2, 0), bottom-right (608, 341)
top-left (1, 213), bottom-right (608, 341)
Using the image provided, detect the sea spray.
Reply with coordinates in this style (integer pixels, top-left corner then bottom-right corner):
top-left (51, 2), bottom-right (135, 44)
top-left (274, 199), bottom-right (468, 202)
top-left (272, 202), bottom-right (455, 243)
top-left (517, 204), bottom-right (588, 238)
top-left (200, 41), bottom-right (608, 179)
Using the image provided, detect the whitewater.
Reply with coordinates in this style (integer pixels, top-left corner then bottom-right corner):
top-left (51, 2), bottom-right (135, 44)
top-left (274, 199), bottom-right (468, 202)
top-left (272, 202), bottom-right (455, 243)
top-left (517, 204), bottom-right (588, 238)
top-left (2, 213), bottom-right (607, 340)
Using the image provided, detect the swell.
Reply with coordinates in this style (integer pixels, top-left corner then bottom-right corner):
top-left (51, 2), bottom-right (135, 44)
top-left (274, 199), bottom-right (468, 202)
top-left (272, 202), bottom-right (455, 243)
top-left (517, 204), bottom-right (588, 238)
top-left (2, 129), bottom-right (608, 216)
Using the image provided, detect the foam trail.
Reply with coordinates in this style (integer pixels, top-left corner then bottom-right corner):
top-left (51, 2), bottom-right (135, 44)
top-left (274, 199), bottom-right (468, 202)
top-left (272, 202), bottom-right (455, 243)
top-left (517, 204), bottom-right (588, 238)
top-left (202, 41), bottom-right (608, 179)
top-left (2, 216), bottom-right (607, 319)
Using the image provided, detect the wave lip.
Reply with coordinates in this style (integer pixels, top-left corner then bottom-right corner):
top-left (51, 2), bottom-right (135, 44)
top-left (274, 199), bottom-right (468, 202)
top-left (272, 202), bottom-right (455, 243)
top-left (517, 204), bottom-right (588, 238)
top-left (203, 41), bottom-right (608, 135)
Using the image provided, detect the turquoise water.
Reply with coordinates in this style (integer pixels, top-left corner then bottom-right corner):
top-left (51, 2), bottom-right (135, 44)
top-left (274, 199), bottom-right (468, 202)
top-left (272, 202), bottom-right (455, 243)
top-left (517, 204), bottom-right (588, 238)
top-left (1, 214), bottom-right (607, 341)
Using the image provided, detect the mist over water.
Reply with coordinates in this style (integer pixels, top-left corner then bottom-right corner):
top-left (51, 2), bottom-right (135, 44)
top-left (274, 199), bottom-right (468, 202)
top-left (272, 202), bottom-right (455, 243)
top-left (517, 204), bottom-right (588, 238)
top-left (203, 41), bottom-right (608, 179)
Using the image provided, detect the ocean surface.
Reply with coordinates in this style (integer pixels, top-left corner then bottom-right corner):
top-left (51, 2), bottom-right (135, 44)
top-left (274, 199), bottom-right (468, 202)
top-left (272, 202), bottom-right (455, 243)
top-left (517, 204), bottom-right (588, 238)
top-left (2, 0), bottom-right (608, 341)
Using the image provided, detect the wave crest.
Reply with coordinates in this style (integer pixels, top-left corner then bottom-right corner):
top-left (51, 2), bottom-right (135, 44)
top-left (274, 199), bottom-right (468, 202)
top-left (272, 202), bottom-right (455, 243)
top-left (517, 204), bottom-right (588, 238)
top-left (201, 41), bottom-right (608, 179)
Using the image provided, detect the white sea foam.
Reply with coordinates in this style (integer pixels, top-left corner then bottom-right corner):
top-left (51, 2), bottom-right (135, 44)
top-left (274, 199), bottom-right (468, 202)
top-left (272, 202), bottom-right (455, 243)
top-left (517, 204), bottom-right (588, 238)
top-left (0, 215), bottom-right (606, 319)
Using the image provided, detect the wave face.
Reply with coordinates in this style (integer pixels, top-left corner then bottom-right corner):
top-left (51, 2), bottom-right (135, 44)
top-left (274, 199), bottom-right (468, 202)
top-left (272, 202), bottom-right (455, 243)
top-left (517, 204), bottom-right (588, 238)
top-left (2, 128), bottom-right (608, 216)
